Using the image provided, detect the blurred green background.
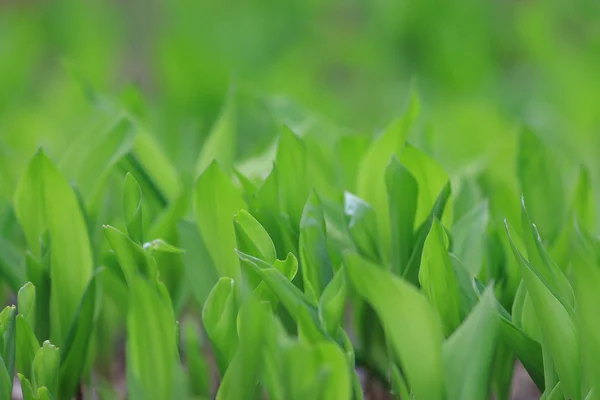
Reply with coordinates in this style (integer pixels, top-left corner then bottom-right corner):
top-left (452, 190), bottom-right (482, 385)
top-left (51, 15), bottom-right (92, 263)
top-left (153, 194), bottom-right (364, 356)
top-left (1, 0), bottom-right (600, 204)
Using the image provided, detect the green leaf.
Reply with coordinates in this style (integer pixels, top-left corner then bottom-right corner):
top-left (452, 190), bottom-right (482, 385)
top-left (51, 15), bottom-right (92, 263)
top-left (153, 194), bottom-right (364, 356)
top-left (59, 271), bottom-right (100, 399)
top-left (183, 321), bottom-right (211, 398)
top-left (300, 191), bottom-right (333, 301)
top-left (506, 221), bottom-right (581, 399)
top-left (216, 295), bottom-right (267, 400)
top-left (385, 155), bottom-right (418, 275)
top-left (572, 223), bottom-right (600, 395)
top-left (202, 278), bottom-right (239, 376)
top-left (356, 93), bottom-right (419, 263)
top-left (344, 252), bottom-right (445, 400)
top-left (25, 252), bottom-right (50, 341)
top-left (443, 287), bottom-right (500, 399)
top-left (15, 315), bottom-right (39, 382)
top-left (0, 305), bottom-right (16, 396)
top-left (123, 172), bottom-right (143, 244)
top-left (419, 218), bottom-right (462, 336)
top-left (14, 150), bottom-right (93, 346)
top-left (18, 282), bottom-right (36, 329)
top-left (143, 239), bottom-right (184, 254)
top-left (573, 165), bottom-right (595, 231)
top-left (544, 382), bottom-right (563, 400)
top-left (32, 341), bottom-right (59, 398)
top-left (336, 135), bottom-right (370, 193)
top-left (127, 276), bottom-right (180, 400)
top-left (19, 374), bottom-right (36, 400)
top-left (517, 128), bottom-right (565, 243)
top-left (233, 210), bottom-right (277, 264)
top-left (0, 235), bottom-right (25, 292)
top-left (452, 200), bottom-right (488, 276)
top-left (275, 126), bottom-right (309, 231)
top-left (196, 93), bottom-right (236, 176)
top-left (178, 219), bottom-right (219, 306)
top-left (343, 192), bottom-right (381, 264)
top-left (318, 269), bottom-right (347, 337)
top-left (104, 225), bottom-right (158, 284)
top-left (194, 161), bottom-right (247, 279)
top-left (403, 182), bottom-right (452, 284)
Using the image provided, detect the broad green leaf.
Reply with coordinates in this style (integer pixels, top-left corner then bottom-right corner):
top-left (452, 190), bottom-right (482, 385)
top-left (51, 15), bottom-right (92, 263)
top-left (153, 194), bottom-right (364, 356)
top-left (299, 191), bottom-right (333, 301)
top-left (452, 200), bottom-right (488, 276)
top-left (275, 126), bottom-right (309, 231)
top-left (401, 144), bottom-right (452, 229)
top-left (356, 93), bottom-right (419, 263)
top-left (127, 276), bottom-right (180, 400)
top-left (318, 269), bottom-right (346, 337)
top-left (216, 296), bottom-right (267, 400)
top-left (183, 321), bottom-right (211, 398)
top-left (19, 374), bottom-right (35, 400)
top-left (343, 192), bottom-right (381, 264)
top-left (0, 306), bottom-right (16, 396)
top-left (15, 316), bottom-right (38, 381)
top-left (448, 255), bottom-right (478, 319)
top-left (18, 282), bottom-right (36, 329)
top-left (178, 219), bottom-right (219, 306)
top-left (0, 235), bottom-right (25, 291)
top-left (506, 222), bottom-right (581, 399)
top-left (14, 150), bottom-right (93, 346)
top-left (573, 165), bottom-right (595, 231)
top-left (104, 225), bottom-right (158, 284)
top-left (32, 341), bottom-right (59, 398)
top-left (491, 341), bottom-right (515, 400)
top-left (344, 252), bottom-right (445, 400)
top-left (36, 387), bottom-right (54, 400)
top-left (132, 131), bottom-right (181, 202)
top-left (254, 253), bottom-right (299, 309)
top-left (59, 271), bottom-right (100, 399)
top-left (385, 156), bottom-right (418, 275)
top-left (403, 182), bottom-right (452, 284)
top-left (544, 382), bottom-right (563, 400)
top-left (443, 287), bottom-right (499, 399)
top-left (419, 218), bottom-right (462, 336)
top-left (194, 161), bottom-right (247, 279)
top-left (196, 93), bottom-right (236, 176)
top-left (572, 223), bottom-right (600, 395)
top-left (336, 135), bottom-right (370, 193)
top-left (517, 128), bottom-right (565, 243)
top-left (233, 210), bottom-right (276, 264)
top-left (123, 172), bottom-right (143, 244)
top-left (202, 278), bottom-right (239, 375)
top-left (25, 251), bottom-right (50, 342)
top-left (521, 198), bottom-right (574, 307)
top-left (313, 342), bottom-right (352, 400)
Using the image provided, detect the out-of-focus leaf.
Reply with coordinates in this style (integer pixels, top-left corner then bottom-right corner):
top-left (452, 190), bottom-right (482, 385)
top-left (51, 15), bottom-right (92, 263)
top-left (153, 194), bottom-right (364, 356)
top-left (59, 271), bottom-right (100, 399)
top-left (356, 94), bottom-right (419, 263)
top-left (32, 341), bottom-right (59, 398)
top-left (385, 156), bottom-right (418, 275)
top-left (0, 235), bottom-right (25, 291)
top-left (343, 192), bottom-right (381, 264)
top-left (216, 296), bottom-right (267, 400)
top-left (143, 239), bottom-right (184, 254)
top-left (336, 135), bottom-right (370, 193)
top-left (133, 131), bottom-right (181, 202)
top-left (234, 210), bottom-right (276, 264)
top-left (572, 222), bottom-right (600, 395)
top-left (443, 287), bottom-right (499, 399)
top-left (25, 251), bottom-right (49, 342)
top-left (183, 321), bottom-right (211, 398)
top-left (506, 222), bottom-right (580, 399)
top-left (573, 165), bottom-right (595, 231)
top-left (123, 172), bottom-right (143, 244)
top-left (544, 382), bottom-right (563, 400)
top-left (318, 269), bottom-right (346, 337)
top-left (452, 200), bottom-right (488, 276)
top-left (344, 252), bottom-right (445, 400)
top-left (194, 161), bottom-right (246, 279)
top-left (517, 128), bottom-right (565, 243)
top-left (419, 218), bottom-right (462, 336)
top-left (202, 277), bottom-right (238, 376)
top-left (14, 150), bottom-right (93, 346)
top-left (299, 191), bottom-right (333, 301)
top-left (127, 276), bottom-right (181, 400)
top-left (0, 306), bottom-right (16, 396)
top-left (275, 126), bottom-right (309, 230)
top-left (196, 93), bottom-right (236, 176)
top-left (178, 219), bottom-right (219, 306)
top-left (18, 282), bottom-right (36, 329)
